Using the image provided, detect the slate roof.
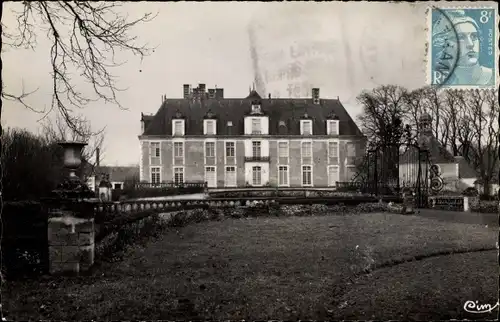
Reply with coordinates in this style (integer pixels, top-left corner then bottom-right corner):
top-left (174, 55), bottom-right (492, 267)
top-left (95, 166), bottom-right (139, 183)
top-left (141, 113), bottom-right (155, 131)
top-left (141, 93), bottom-right (364, 137)
top-left (399, 135), bottom-right (460, 164)
top-left (426, 136), bottom-right (457, 164)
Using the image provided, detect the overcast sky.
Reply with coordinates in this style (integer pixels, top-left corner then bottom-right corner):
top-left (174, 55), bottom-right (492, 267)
top-left (2, 1), bottom-right (495, 166)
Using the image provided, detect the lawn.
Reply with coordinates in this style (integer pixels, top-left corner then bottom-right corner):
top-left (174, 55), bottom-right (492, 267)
top-left (2, 212), bottom-right (498, 320)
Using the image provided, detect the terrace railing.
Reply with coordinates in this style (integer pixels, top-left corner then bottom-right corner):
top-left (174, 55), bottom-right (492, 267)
top-left (135, 181), bottom-right (207, 189)
top-left (244, 156), bottom-right (271, 162)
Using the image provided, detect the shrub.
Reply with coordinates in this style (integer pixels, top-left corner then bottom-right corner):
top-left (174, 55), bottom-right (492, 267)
top-left (479, 194), bottom-right (498, 201)
top-left (470, 200), bottom-right (498, 213)
top-left (95, 213), bottom-right (170, 262)
top-left (462, 187), bottom-right (479, 197)
top-left (1, 201), bottom-right (48, 279)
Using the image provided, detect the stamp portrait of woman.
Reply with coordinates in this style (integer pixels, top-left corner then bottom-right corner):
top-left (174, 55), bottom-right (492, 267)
top-left (432, 9), bottom-right (495, 86)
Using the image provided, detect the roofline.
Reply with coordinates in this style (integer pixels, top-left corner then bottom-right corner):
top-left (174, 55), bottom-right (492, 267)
top-left (153, 98), bottom-right (342, 102)
top-left (138, 134), bottom-right (367, 140)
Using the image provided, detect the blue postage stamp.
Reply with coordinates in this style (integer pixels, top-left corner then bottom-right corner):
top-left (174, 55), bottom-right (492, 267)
top-left (429, 7), bottom-right (497, 88)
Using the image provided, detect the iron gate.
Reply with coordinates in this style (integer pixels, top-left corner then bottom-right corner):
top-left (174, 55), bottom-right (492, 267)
top-left (367, 143), bottom-right (430, 208)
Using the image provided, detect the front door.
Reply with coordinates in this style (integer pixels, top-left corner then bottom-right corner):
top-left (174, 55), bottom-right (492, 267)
top-left (205, 166), bottom-right (217, 188)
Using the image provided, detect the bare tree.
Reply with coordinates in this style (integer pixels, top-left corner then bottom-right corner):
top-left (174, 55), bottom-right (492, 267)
top-left (356, 85), bottom-right (410, 146)
top-left (407, 88), bottom-right (460, 154)
top-left (447, 89), bottom-right (499, 195)
top-left (1, 2), bottom-right (157, 135)
top-left (40, 113), bottom-right (105, 174)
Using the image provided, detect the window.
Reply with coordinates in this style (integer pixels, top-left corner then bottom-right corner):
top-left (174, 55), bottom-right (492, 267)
top-left (151, 167), bottom-right (161, 184)
top-left (173, 167), bottom-right (184, 185)
top-left (251, 104), bottom-right (262, 114)
top-left (173, 120), bottom-right (184, 136)
top-left (252, 166), bottom-right (262, 186)
top-left (225, 166), bottom-right (237, 187)
top-left (328, 166), bottom-right (339, 187)
top-left (278, 142), bottom-right (289, 158)
top-left (302, 165), bottom-right (312, 186)
top-left (227, 121), bottom-right (233, 126)
top-left (346, 142), bottom-right (356, 165)
top-left (113, 183), bottom-right (122, 190)
top-left (278, 166), bottom-right (289, 186)
top-left (347, 143), bottom-right (356, 156)
top-left (252, 118), bottom-right (261, 134)
top-left (327, 120), bottom-right (339, 135)
top-left (205, 166), bottom-right (216, 187)
top-left (174, 142), bottom-right (184, 158)
top-left (225, 141), bottom-right (235, 158)
top-left (301, 120), bottom-right (312, 135)
top-left (150, 142), bottom-right (160, 158)
top-left (205, 120), bottom-right (216, 135)
top-left (301, 141), bottom-right (312, 158)
top-left (329, 141), bottom-right (339, 157)
top-left (252, 141), bottom-right (261, 157)
top-left (205, 142), bottom-right (215, 158)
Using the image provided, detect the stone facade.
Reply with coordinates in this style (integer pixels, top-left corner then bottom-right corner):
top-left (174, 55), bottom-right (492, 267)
top-left (140, 137), bottom-right (365, 188)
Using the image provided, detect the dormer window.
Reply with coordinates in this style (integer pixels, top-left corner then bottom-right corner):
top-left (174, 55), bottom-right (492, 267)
top-left (204, 120), bottom-right (216, 135)
top-left (300, 120), bottom-right (313, 136)
top-left (172, 109), bottom-right (185, 136)
top-left (326, 111), bottom-right (340, 135)
top-left (173, 120), bottom-right (184, 136)
top-left (203, 109), bottom-right (217, 135)
top-left (252, 118), bottom-right (261, 134)
top-left (327, 120), bottom-right (339, 135)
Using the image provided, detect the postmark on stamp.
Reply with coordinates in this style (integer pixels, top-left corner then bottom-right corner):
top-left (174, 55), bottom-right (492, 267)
top-left (428, 7), bottom-right (497, 88)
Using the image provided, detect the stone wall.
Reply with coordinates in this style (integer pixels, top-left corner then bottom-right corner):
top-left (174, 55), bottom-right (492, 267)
top-left (48, 205), bottom-right (95, 275)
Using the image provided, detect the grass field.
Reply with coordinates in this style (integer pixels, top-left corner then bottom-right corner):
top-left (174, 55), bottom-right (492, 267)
top-left (2, 212), bottom-right (497, 320)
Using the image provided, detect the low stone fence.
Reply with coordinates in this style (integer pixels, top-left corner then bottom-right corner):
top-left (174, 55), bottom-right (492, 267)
top-left (428, 195), bottom-right (469, 212)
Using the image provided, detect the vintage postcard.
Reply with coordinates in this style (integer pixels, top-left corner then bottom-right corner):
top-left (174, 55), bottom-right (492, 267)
top-left (1, 1), bottom-right (499, 321)
top-left (429, 6), bottom-right (498, 88)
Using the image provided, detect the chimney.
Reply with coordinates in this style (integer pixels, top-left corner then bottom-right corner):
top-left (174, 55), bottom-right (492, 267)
top-left (215, 88), bottom-right (224, 99)
top-left (208, 88), bottom-right (215, 99)
top-left (183, 84), bottom-right (191, 99)
top-left (312, 88), bottom-right (320, 105)
top-left (96, 148), bottom-right (100, 167)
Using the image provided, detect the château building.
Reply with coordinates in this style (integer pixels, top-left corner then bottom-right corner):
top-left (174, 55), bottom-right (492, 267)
top-left (138, 84), bottom-right (366, 188)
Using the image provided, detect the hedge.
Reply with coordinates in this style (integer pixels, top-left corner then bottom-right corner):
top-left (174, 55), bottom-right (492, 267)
top-left (1, 201), bottom-right (49, 279)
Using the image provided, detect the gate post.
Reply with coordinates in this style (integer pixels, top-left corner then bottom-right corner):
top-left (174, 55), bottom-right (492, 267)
top-left (44, 142), bottom-right (98, 276)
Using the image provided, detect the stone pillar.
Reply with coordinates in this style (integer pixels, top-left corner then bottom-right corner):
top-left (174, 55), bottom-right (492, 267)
top-left (47, 201), bottom-right (96, 275)
top-left (401, 188), bottom-right (415, 214)
top-left (45, 141), bottom-right (98, 276)
top-left (463, 196), bottom-right (469, 212)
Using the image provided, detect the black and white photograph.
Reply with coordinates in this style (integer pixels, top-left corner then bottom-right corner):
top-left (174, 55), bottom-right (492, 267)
top-left (1, 1), bottom-right (499, 320)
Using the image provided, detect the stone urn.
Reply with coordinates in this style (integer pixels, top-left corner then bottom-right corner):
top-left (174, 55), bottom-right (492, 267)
top-left (59, 141), bottom-right (87, 177)
top-left (51, 141), bottom-right (95, 200)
